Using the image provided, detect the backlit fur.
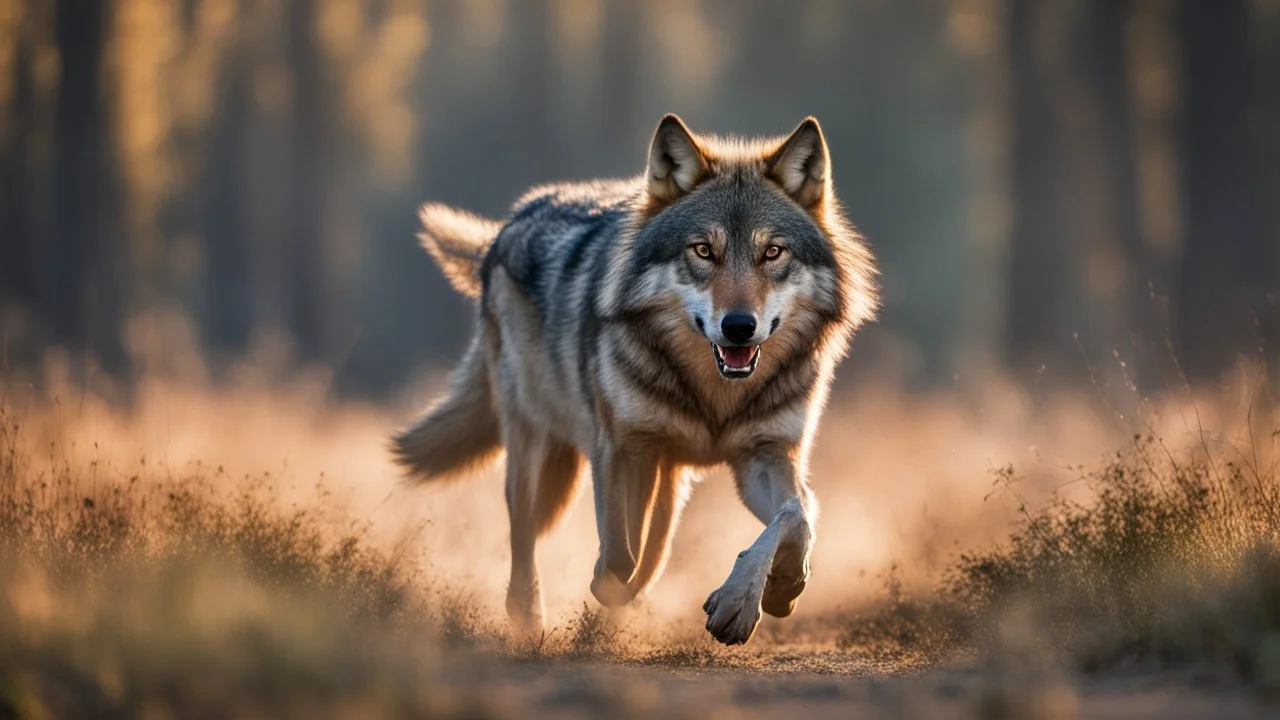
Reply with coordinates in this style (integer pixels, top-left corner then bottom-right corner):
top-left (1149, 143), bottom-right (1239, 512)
top-left (393, 115), bottom-right (878, 645)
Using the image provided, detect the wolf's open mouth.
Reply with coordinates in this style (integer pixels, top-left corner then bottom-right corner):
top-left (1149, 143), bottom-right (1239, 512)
top-left (712, 343), bottom-right (760, 379)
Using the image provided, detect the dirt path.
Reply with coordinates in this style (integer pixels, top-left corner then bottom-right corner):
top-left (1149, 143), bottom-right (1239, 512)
top-left (432, 659), bottom-right (1274, 719)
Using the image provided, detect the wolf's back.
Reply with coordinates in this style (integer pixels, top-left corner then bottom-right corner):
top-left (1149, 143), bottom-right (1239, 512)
top-left (397, 184), bottom-right (633, 483)
top-left (418, 203), bottom-right (502, 299)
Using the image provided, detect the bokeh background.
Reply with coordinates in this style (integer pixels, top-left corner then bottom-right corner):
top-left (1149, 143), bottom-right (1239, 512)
top-left (3, 1), bottom-right (1280, 658)
top-left (1, 0), bottom-right (1278, 399)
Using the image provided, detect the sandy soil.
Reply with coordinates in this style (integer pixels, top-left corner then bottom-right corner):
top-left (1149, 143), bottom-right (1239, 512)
top-left (429, 660), bottom-right (1274, 719)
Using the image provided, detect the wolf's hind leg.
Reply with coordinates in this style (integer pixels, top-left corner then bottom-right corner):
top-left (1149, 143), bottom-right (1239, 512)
top-left (532, 441), bottom-right (582, 538)
top-left (504, 421), bottom-right (581, 636)
top-left (588, 444), bottom-right (658, 608)
top-left (627, 464), bottom-right (688, 596)
top-left (625, 461), bottom-right (660, 567)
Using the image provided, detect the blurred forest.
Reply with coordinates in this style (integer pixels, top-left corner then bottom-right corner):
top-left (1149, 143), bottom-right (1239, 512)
top-left (1, 0), bottom-right (1277, 399)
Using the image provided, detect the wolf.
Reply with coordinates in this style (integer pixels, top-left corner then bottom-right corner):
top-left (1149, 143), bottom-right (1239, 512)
top-left (392, 114), bottom-right (878, 645)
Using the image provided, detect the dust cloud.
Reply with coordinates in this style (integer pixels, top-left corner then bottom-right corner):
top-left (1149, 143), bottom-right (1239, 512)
top-left (8, 311), bottom-right (1270, 640)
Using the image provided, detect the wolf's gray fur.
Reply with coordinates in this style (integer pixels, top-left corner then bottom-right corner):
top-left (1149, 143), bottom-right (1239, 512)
top-left (393, 114), bottom-right (878, 645)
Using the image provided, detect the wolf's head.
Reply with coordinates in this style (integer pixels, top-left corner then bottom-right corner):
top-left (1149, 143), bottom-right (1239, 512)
top-left (621, 114), bottom-right (877, 380)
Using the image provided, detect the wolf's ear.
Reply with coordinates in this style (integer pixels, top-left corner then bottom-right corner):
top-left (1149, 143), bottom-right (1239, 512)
top-left (647, 114), bottom-right (709, 202)
top-left (766, 117), bottom-right (830, 208)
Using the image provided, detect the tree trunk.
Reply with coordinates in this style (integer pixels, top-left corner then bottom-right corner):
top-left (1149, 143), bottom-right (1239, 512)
top-left (286, 0), bottom-right (328, 362)
top-left (1253, 4), bottom-right (1280, 381)
top-left (1174, 0), bottom-right (1266, 383)
top-left (1, 22), bottom-right (38, 316)
top-left (201, 37), bottom-right (254, 354)
top-left (1006, 0), bottom-right (1075, 378)
top-left (51, 0), bottom-right (124, 371)
top-left (1006, 0), bottom-right (1146, 392)
top-left (1085, 0), bottom-right (1155, 386)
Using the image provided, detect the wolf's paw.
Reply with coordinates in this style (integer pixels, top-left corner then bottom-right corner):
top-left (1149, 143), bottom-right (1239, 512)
top-left (702, 579), bottom-right (763, 645)
top-left (506, 611), bottom-right (545, 641)
top-left (761, 572), bottom-right (808, 618)
top-left (506, 592), bottom-right (545, 638)
top-left (590, 568), bottom-right (636, 608)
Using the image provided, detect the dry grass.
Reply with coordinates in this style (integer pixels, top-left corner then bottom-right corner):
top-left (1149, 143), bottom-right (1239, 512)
top-left (839, 380), bottom-right (1280, 693)
top-left (2, 348), bottom-right (1279, 716)
top-left (954, 433), bottom-right (1280, 676)
top-left (0, 378), bottom-right (843, 717)
top-left (0, 394), bottom-right (509, 717)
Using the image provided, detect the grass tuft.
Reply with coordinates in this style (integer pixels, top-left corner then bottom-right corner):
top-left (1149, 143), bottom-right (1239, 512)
top-left (842, 412), bottom-right (1280, 682)
top-left (0, 394), bottom-right (492, 717)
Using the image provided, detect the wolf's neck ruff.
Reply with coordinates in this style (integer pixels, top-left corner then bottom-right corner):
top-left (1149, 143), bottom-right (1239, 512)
top-left (394, 113), bottom-right (880, 647)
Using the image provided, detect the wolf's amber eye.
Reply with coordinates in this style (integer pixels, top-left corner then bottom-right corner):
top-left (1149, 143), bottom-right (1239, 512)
top-left (763, 245), bottom-right (784, 261)
top-left (692, 243), bottom-right (713, 260)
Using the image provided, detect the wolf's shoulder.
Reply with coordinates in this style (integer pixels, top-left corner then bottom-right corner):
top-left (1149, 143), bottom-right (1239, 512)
top-left (481, 178), bottom-right (639, 305)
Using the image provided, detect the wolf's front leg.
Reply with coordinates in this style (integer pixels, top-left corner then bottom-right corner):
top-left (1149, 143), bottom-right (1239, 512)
top-left (703, 449), bottom-right (815, 645)
top-left (588, 442), bottom-right (658, 608)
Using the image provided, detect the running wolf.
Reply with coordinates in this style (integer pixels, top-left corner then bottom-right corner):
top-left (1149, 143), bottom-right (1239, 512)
top-left (392, 114), bottom-right (878, 645)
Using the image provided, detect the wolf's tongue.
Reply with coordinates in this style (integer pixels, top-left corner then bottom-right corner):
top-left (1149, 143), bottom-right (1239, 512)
top-left (720, 345), bottom-right (756, 368)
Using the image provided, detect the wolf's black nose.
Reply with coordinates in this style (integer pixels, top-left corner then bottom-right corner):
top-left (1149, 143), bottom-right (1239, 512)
top-left (721, 313), bottom-right (757, 344)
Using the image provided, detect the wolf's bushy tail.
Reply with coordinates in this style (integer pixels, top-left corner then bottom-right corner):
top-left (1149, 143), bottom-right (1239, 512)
top-left (418, 203), bottom-right (502, 299)
top-left (391, 338), bottom-right (502, 482)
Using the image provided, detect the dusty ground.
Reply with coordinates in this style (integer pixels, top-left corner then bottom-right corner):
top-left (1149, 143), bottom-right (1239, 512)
top-left (6, 342), bottom-right (1278, 718)
top-left (445, 665), bottom-right (1272, 719)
